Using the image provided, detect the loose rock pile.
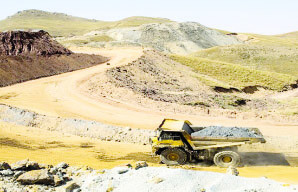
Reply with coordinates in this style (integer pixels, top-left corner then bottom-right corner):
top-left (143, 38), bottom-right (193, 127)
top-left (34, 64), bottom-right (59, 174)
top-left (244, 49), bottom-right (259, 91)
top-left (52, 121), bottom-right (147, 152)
top-left (0, 104), bottom-right (154, 145)
top-left (1, 160), bottom-right (296, 192)
top-left (0, 160), bottom-right (149, 192)
top-left (84, 22), bottom-right (241, 54)
top-left (191, 126), bottom-right (261, 138)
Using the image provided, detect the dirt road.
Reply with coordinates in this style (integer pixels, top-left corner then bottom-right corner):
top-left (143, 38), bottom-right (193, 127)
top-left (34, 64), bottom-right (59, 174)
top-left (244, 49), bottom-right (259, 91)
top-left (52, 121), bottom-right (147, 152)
top-left (0, 47), bottom-right (297, 136)
top-left (0, 47), bottom-right (297, 184)
top-left (0, 47), bottom-right (296, 137)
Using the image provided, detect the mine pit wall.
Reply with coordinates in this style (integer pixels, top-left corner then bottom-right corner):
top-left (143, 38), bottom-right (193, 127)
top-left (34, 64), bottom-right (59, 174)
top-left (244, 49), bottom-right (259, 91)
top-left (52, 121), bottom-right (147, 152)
top-left (0, 104), bottom-right (154, 145)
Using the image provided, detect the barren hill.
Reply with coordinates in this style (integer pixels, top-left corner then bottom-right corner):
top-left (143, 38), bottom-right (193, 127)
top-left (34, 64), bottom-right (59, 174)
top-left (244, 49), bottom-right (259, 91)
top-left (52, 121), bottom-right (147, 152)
top-left (0, 10), bottom-right (171, 36)
top-left (63, 22), bottom-right (241, 54)
top-left (83, 49), bottom-right (298, 120)
top-left (0, 30), bottom-right (108, 87)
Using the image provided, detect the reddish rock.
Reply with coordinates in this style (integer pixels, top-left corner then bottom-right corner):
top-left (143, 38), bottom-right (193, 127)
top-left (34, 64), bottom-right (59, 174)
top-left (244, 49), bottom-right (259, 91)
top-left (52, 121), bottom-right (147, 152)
top-left (0, 30), bottom-right (72, 56)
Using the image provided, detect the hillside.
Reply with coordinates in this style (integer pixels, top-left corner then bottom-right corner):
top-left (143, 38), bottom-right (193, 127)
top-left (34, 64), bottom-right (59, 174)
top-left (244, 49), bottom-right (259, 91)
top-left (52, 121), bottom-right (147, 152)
top-left (60, 22), bottom-right (241, 54)
top-left (0, 10), bottom-right (171, 36)
top-left (170, 54), bottom-right (297, 91)
top-left (191, 33), bottom-right (298, 78)
top-left (0, 30), bottom-right (108, 87)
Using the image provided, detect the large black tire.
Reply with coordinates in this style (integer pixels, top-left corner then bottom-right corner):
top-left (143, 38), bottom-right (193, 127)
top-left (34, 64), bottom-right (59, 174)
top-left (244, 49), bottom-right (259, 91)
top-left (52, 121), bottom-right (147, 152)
top-left (160, 148), bottom-right (188, 165)
top-left (213, 151), bottom-right (240, 168)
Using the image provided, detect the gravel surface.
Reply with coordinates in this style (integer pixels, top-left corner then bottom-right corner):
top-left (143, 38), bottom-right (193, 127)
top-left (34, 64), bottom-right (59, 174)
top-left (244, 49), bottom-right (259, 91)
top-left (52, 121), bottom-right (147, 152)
top-left (191, 126), bottom-right (261, 138)
top-left (80, 167), bottom-right (297, 192)
top-left (84, 22), bottom-right (241, 54)
top-left (0, 104), bottom-right (154, 144)
top-left (2, 161), bottom-right (297, 192)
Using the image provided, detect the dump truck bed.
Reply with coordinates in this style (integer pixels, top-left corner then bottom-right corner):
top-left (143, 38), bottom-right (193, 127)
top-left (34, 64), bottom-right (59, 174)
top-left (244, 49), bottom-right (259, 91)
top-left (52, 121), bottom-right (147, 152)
top-left (158, 119), bottom-right (266, 150)
top-left (190, 127), bottom-right (265, 143)
top-left (187, 127), bottom-right (265, 150)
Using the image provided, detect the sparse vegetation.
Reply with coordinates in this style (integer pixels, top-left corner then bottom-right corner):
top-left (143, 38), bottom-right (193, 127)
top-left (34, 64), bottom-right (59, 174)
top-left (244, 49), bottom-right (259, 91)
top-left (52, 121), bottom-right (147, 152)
top-left (170, 54), bottom-right (296, 91)
top-left (191, 33), bottom-right (298, 78)
top-left (89, 35), bottom-right (114, 42)
top-left (192, 44), bottom-right (298, 77)
top-left (0, 10), bottom-right (171, 36)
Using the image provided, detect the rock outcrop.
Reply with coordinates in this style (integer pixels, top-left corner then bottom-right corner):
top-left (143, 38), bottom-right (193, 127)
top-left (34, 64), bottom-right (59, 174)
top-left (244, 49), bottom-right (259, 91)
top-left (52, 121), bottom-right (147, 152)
top-left (0, 30), bottom-right (108, 87)
top-left (0, 30), bottom-right (72, 56)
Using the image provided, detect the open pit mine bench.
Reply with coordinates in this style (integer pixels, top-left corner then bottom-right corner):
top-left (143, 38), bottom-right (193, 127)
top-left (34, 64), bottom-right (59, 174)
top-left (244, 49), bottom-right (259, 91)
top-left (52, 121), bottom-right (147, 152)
top-left (150, 119), bottom-right (266, 167)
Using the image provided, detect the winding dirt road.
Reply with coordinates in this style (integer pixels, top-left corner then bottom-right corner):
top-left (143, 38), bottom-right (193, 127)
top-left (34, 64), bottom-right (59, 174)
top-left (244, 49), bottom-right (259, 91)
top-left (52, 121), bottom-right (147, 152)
top-left (0, 47), bottom-right (297, 136)
top-left (0, 47), bottom-right (297, 184)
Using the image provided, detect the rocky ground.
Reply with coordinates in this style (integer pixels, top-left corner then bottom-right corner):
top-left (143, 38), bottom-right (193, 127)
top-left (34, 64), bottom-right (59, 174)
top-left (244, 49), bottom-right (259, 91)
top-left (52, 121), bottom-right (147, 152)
top-left (0, 160), bottom-right (297, 192)
top-left (84, 50), bottom-right (297, 123)
top-left (0, 30), bottom-right (72, 56)
top-left (0, 104), bottom-right (154, 144)
top-left (60, 22), bottom-right (241, 54)
top-left (0, 103), bottom-right (297, 165)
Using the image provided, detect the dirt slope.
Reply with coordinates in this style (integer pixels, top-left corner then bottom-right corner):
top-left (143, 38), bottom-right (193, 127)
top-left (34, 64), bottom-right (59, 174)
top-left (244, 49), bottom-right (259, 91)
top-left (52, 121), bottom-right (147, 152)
top-left (61, 22), bottom-right (241, 54)
top-left (0, 31), bottom-right (108, 87)
top-left (0, 47), bottom-right (296, 137)
top-left (0, 47), bottom-right (297, 185)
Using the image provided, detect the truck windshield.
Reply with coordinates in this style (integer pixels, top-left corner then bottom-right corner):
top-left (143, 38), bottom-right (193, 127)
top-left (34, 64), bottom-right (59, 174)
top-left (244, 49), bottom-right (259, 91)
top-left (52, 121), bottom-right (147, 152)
top-left (159, 132), bottom-right (181, 141)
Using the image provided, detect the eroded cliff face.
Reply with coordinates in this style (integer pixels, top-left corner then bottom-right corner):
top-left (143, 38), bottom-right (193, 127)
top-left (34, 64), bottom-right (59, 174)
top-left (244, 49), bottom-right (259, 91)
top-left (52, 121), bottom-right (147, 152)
top-left (0, 30), bottom-right (72, 56)
top-left (0, 30), bottom-right (108, 87)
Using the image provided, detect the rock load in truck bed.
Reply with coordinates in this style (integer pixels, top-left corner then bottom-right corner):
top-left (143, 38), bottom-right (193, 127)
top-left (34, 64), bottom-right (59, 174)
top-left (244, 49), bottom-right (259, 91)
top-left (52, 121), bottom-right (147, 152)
top-left (191, 126), bottom-right (261, 138)
top-left (0, 30), bottom-right (109, 87)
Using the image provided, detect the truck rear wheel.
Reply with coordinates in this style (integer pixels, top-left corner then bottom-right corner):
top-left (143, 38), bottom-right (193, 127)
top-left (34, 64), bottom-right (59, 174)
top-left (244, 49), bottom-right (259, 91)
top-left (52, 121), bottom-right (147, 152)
top-left (213, 151), bottom-right (240, 168)
top-left (160, 148), bottom-right (188, 165)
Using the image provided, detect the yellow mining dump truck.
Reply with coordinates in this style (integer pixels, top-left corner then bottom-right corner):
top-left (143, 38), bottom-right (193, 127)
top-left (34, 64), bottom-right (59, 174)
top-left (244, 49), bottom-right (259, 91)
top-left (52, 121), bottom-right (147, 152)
top-left (150, 119), bottom-right (266, 167)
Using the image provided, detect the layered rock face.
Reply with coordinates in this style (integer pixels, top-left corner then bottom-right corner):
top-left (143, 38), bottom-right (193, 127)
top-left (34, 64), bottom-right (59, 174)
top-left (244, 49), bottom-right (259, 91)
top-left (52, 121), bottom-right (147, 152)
top-left (0, 30), bottom-right (72, 56)
top-left (0, 30), bottom-right (108, 87)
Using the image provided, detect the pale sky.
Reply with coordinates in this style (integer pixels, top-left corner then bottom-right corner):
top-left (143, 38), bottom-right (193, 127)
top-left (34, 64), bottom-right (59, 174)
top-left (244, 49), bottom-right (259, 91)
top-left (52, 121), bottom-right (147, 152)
top-left (0, 0), bottom-right (297, 35)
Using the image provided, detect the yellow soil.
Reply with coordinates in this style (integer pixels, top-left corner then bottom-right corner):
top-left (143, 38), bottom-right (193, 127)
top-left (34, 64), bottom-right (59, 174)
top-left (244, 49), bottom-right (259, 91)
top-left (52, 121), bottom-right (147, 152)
top-left (1, 122), bottom-right (298, 184)
top-left (0, 47), bottom-right (296, 137)
top-left (0, 47), bottom-right (297, 185)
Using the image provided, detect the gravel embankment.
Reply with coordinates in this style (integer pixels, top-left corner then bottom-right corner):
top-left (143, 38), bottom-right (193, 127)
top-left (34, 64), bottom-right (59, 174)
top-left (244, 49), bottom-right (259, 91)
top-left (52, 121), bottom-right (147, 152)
top-left (0, 104), bottom-right (154, 144)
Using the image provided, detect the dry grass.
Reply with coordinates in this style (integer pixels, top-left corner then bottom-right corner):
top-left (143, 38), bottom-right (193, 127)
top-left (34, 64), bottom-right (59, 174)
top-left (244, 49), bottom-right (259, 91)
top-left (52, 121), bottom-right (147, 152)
top-left (192, 44), bottom-right (298, 77)
top-left (0, 10), bottom-right (171, 37)
top-left (170, 54), bottom-right (296, 91)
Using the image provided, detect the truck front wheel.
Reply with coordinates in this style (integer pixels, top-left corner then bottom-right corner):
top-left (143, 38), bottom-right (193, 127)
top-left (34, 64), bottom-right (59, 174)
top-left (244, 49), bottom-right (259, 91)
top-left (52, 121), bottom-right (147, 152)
top-left (213, 151), bottom-right (240, 168)
top-left (160, 148), bottom-right (188, 165)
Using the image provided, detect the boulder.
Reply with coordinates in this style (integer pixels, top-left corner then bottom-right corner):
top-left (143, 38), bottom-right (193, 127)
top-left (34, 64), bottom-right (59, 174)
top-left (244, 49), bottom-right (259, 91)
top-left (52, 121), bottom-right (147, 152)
top-left (135, 161), bottom-right (148, 170)
top-left (11, 159), bottom-right (40, 171)
top-left (113, 167), bottom-right (130, 174)
top-left (14, 171), bottom-right (25, 179)
top-left (64, 182), bottom-right (80, 192)
top-left (55, 162), bottom-right (69, 169)
top-left (53, 175), bottom-right (64, 186)
top-left (0, 169), bottom-right (14, 176)
top-left (16, 169), bottom-right (54, 185)
top-left (0, 162), bottom-right (10, 170)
